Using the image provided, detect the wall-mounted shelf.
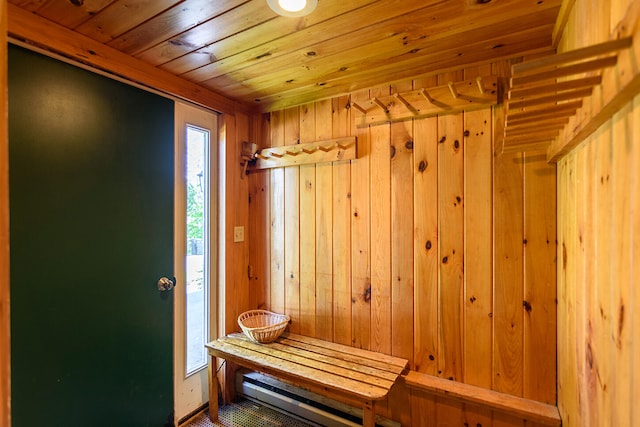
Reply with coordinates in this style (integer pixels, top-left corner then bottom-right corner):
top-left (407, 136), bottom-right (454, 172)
top-left (501, 37), bottom-right (634, 155)
top-left (352, 76), bottom-right (498, 127)
top-left (246, 137), bottom-right (358, 172)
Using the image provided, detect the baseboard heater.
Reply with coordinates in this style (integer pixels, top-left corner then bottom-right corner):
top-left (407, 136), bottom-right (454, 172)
top-left (236, 371), bottom-right (400, 427)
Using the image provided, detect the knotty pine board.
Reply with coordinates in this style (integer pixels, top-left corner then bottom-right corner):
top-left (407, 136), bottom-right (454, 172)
top-left (270, 110), bottom-right (286, 315)
top-left (523, 150), bottom-right (557, 404)
top-left (315, 99), bottom-right (334, 342)
top-left (583, 138), bottom-right (598, 426)
top-left (350, 88), bottom-right (372, 351)
top-left (369, 84), bottom-right (393, 357)
top-left (463, 108), bottom-right (494, 381)
top-left (248, 113), bottom-right (271, 311)
top-left (632, 96), bottom-right (640, 427)
top-left (299, 103), bottom-right (317, 337)
top-left (412, 75), bottom-right (439, 377)
top-left (609, 103), bottom-right (632, 427)
top-left (462, 63), bottom-right (494, 427)
top-left (594, 124), bottom-right (612, 426)
top-left (284, 106), bottom-right (301, 334)
top-left (436, 110), bottom-right (465, 381)
top-left (493, 149), bottom-right (525, 397)
top-left (573, 145), bottom-right (587, 425)
top-left (390, 80), bottom-right (415, 365)
top-left (332, 96), bottom-right (353, 346)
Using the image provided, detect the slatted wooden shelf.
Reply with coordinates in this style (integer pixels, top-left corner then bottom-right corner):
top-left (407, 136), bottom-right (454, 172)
top-left (502, 37), bottom-right (633, 154)
top-left (351, 76), bottom-right (498, 127)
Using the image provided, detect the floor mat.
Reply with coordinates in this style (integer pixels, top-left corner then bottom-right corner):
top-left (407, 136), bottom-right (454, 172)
top-left (184, 399), bottom-right (317, 427)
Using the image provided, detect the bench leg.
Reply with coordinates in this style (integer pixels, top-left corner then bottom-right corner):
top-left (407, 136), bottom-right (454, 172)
top-left (208, 354), bottom-right (219, 422)
top-left (363, 400), bottom-right (375, 427)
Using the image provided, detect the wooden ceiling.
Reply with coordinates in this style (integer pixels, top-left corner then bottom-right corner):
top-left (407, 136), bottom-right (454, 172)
top-left (8, 0), bottom-right (562, 112)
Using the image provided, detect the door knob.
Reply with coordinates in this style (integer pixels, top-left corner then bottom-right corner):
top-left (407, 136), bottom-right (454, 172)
top-left (157, 277), bottom-right (176, 291)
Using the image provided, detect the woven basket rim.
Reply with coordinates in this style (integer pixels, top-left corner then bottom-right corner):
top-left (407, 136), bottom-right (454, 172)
top-left (237, 310), bottom-right (290, 343)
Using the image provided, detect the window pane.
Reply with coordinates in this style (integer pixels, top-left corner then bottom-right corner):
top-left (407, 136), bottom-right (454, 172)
top-left (185, 126), bottom-right (208, 375)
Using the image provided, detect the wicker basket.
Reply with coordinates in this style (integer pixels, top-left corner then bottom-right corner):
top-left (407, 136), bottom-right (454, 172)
top-left (238, 310), bottom-right (290, 343)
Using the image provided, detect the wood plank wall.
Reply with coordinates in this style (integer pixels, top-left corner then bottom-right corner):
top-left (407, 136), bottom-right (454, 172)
top-left (556, 0), bottom-right (639, 426)
top-left (246, 64), bottom-right (557, 426)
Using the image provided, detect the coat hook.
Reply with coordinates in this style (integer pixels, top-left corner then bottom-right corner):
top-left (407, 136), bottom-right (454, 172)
top-left (302, 147), bottom-right (317, 154)
top-left (270, 151), bottom-right (284, 158)
top-left (351, 102), bottom-right (367, 114)
top-left (394, 93), bottom-right (413, 111)
top-left (336, 142), bottom-right (349, 149)
top-left (318, 145), bottom-right (333, 152)
top-left (372, 97), bottom-right (389, 113)
top-left (448, 82), bottom-right (459, 99)
top-left (419, 88), bottom-right (434, 103)
top-left (255, 153), bottom-right (269, 160)
top-left (476, 76), bottom-right (486, 94)
top-left (286, 149), bottom-right (300, 156)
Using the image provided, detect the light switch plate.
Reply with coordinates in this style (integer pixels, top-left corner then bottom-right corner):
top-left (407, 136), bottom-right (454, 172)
top-left (233, 226), bottom-right (245, 242)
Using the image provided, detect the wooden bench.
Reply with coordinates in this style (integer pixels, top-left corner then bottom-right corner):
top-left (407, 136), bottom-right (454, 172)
top-left (405, 371), bottom-right (562, 426)
top-left (206, 332), bottom-right (409, 426)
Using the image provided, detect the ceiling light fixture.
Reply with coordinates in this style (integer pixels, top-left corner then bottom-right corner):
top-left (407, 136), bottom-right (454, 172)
top-left (266, 0), bottom-right (317, 17)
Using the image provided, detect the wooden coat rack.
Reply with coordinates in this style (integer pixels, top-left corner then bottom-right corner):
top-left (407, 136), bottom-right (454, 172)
top-left (351, 76), bottom-right (498, 127)
top-left (501, 37), bottom-right (634, 155)
top-left (246, 136), bottom-right (358, 172)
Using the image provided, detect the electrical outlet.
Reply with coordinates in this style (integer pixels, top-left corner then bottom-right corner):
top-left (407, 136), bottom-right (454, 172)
top-left (233, 226), bottom-right (245, 242)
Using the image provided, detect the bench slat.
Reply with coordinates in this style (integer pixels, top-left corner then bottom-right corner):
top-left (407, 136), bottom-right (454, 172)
top-left (221, 335), bottom-right (395, 389)
top-left (207, 337), bottom-right (391, 400)
top-left (281, 333), bottom-right (408, 373)
top-left (246, 338), bottom-right (400, 382)
top-left (272, 337), bottom-right (404, 377)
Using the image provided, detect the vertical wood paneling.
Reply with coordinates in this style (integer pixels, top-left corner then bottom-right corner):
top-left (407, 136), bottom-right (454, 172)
top-left (350, 89), bottom-right (371, 350)
top-left (412, 86), bottom-right (439, 376)
top-left (284, 107), bottom-right (301, 333)
top-left (583, 138), bottom-right (598, 427)
top-left (573, 144), bottom-right (587, 426)
top-left (254, 66), bottom-right (557, 426)
top-left (233, 112), bottom-right (251, 322)
top-left (222, 114), bottom-right (249, 335)
top-left (523, 151), bottom-right (557, 404)
top-left (315, 99), bottom-right (334, 341)
top-left (299, 103), bottom-right (317, 337)
top-left (594, 124), bottom-right (612, 425)
top-left (463, 63), bottom-right (494, 427)
top-left (493, 149), bottom-right (524, 397)
top-left (248, 113), bottom-right (270, 310)
top-left (388, 81), bottom-right (414, 426)
top-left (369, 85), bottom-right (392, 355)
top-left (270, 110), bottom-right (286, 314)
top-left (463, 107), bottom-right (493, 387)
top-left (390, 81), bottom-right (414, 365)
top-left (434, 71), bottom-right (465, 426)
top-left (332, 96), bottom-right (352, 346)
top-left (436, 114), bottom-right (464, 381)
top-left (609, 103), bottom-right (632, 427)
top-left (631, 95), bottom-right (640, 427)
top-left (555, 2), bottom-right (640, 426)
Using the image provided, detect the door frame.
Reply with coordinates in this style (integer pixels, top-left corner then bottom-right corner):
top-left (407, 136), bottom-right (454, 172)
top-left (174, 101), bottom-right (219, 424)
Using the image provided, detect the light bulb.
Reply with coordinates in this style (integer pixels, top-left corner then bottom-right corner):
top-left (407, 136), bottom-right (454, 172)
top-left (278, 0), bottom-right (306, 12)
top-left (266, 0), bottom-right (317, 17)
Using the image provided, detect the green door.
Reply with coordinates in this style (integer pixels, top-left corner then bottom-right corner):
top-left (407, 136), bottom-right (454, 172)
top-left (9, 45), bottom-right (174, 426)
